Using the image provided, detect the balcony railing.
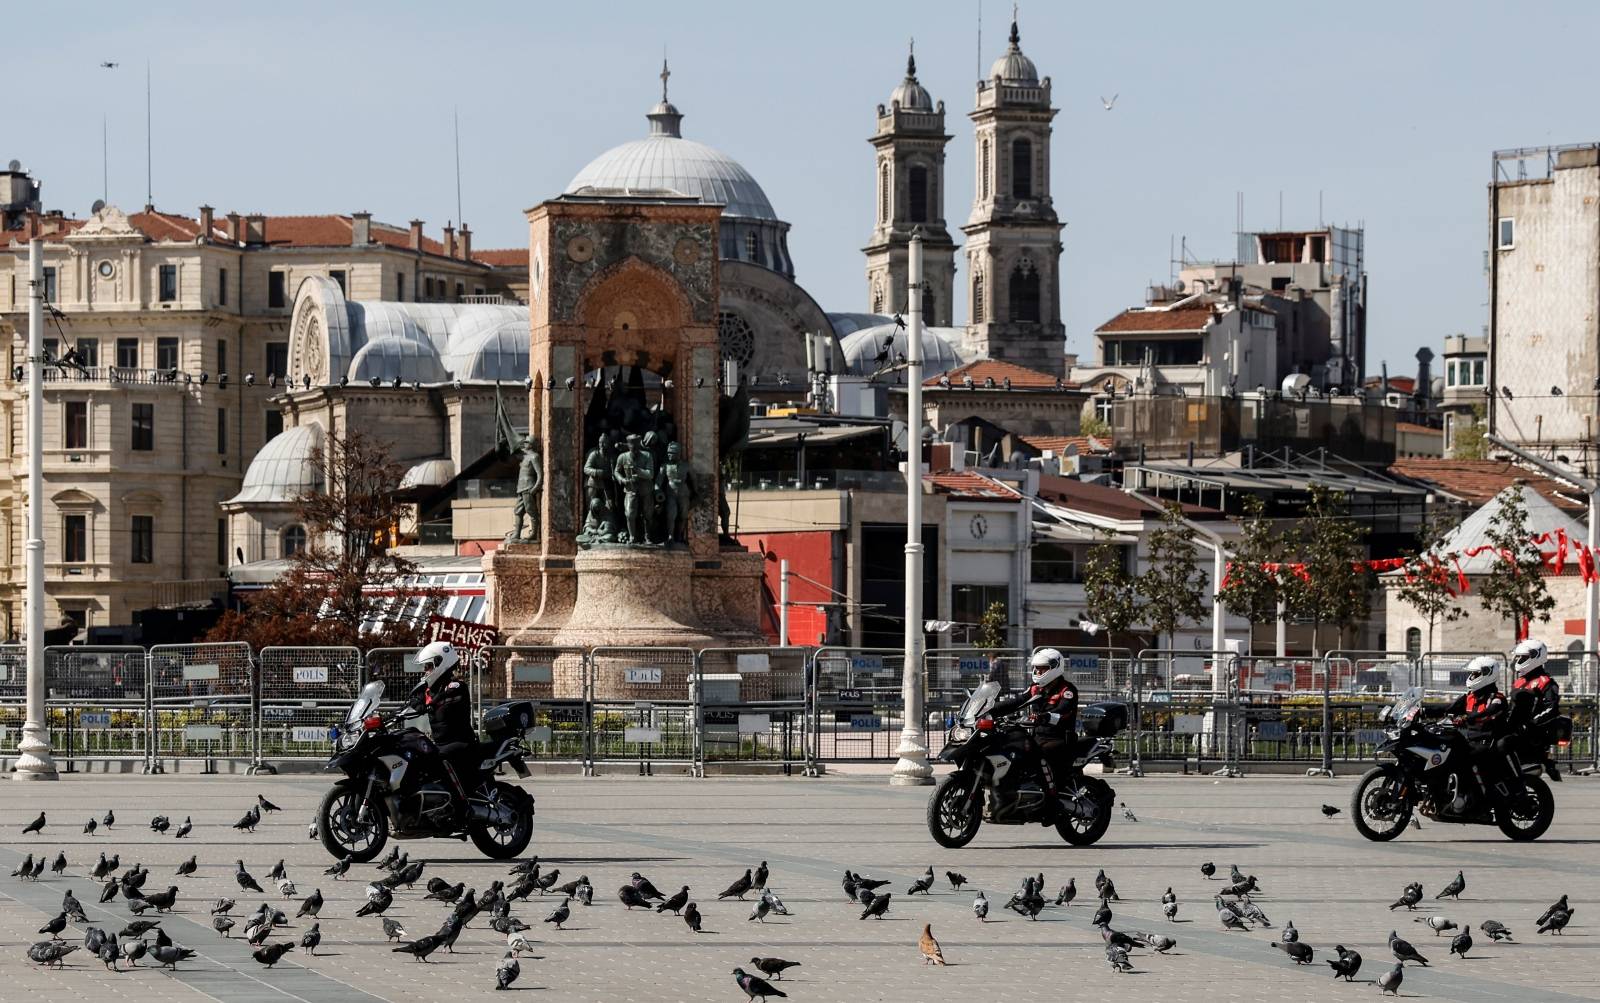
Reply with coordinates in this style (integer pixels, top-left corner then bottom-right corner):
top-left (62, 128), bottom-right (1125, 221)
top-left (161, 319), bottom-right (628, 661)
top-left (22, 367), bottom-right (204, 387)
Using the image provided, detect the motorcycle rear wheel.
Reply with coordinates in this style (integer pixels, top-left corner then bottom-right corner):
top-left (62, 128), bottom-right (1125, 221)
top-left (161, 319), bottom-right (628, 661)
top-left (469, 781), bottom-right (535, 859)
top-left (1350, 765), bottom-right (1413, 842)
top-left (318, 782), bottom-right (389, 863)
top-left (1055, 783), bottom-right (1112, 846)
top-left (927, 772), bottom-right (983, 848)
top-left (1496, 774), bottom-right (1555, 842)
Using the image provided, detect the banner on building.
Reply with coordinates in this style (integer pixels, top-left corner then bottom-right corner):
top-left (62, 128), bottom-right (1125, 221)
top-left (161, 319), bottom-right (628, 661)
top-left (426, 615), bottom-right (499, 673)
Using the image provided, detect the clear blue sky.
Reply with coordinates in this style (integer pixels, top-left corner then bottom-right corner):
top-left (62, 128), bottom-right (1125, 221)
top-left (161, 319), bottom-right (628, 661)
top-left (12, 1), bottom-right (1599, 376)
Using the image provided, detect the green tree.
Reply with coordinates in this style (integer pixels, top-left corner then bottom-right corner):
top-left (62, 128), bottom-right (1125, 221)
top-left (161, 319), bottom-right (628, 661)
top-left (1080, 413), bottom-right (1112, 441)
top-left (1476, 484), bottom-right (1555, 643)
top-left (975, 601), bottom-right (1008, 650)
top-left (1216, 495), bottom-right (1293, 654)
top-left (1281, 485), bottom-right (1371, 656)
top-left (1083, 537), bottom-right (1141, 642)
top-left (1395, 508), bottom-right (1467, 653)
top-left (1450, 403), bottom-right (1488, 460)
top-left (1138, 503), bottom-right (1207, 652)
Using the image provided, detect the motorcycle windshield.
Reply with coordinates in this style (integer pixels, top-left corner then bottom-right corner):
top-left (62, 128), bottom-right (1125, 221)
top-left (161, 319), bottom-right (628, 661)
top-left (1386, 686), bottom-right (1423, 726)
top-left (960, 680), bottom-right (1001, 725)
top-left (345, 681), bottom-right (384, 726)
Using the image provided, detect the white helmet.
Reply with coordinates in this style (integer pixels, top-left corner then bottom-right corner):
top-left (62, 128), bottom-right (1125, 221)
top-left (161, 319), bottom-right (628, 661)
top-left (1512, 638), bottom-right (1549, 679)
top-left (1030, 648), bottom-right (1065, 689)
top-left (416, 640), bottom-right (460, 689)
top-left (1464, 656), bottom-right (1500, 693)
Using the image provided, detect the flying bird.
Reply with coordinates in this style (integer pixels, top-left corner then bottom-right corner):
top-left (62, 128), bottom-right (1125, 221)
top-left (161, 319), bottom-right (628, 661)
top-left (1100, 93), bottom-right (1118, 111)
top-left (100, 61), bottom-right (119, 69)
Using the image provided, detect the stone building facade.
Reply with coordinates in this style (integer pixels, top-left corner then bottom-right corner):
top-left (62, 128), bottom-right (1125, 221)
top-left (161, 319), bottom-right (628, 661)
top-left (0, 185), bottom-right (522, 634)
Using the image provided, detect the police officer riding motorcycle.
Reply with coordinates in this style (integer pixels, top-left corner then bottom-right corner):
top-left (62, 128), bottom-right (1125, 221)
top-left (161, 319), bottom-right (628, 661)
top-left (990, 648), bottom-right (1081, 799)
top-left (1508, 638), bottom-right (1569, 781)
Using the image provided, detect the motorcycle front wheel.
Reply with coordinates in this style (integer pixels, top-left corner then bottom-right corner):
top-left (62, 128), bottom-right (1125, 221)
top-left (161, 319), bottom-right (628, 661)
top-left (469, 781), bottom-right (535, 860)
top-left (318, 781), bottom-right (389, 863)
top-left (927, 772), bottom-right (983, 848)
top-left (1496, 774), bottom-right (1555, 842)
top-left (1350, 764), bottom-right (1414, 842)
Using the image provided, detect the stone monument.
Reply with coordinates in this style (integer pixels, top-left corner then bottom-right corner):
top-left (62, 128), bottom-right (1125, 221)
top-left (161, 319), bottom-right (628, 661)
top-left (486, 195), bottom-right (765, 655)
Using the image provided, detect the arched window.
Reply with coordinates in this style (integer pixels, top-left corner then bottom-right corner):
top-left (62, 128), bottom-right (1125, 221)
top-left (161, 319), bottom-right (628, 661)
top-left (972, 273), bottom-right (984, 323)
top-left (1008, 260), bottom-right (1041, 323)
top-left (1012, 137), bottom-right (1033, 199)
top-left (280, 525), bottom-right (307, 558)
top-left (921, 287), bottom-right (935, 323)
top-left (981, 139), bottom-right (991, 199)
top-left (745, 231), bottom-right (761, 263)
top-left (1405, 627), bottom-right (1422, 658)
top-left (908, 165), bottom-right (929, 224)
top-left (879, 163), bottom-right (890, 223)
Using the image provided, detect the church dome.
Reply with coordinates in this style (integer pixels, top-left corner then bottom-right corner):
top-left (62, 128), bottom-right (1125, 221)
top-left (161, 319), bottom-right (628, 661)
top-left (889, 51), bottom-right (933, 110)
top-left (989, 20), bottom-right (1039, 83)
top-left (565, 70), bottom-right (779, 222)
top-left (227, 424), bottom-right (324, 506)
top-left (840, 322), bottom-right (966, 378)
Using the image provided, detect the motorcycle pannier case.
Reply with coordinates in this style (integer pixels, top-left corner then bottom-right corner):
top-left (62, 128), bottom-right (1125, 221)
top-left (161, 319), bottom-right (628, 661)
top-left (1079, 701), bottom-right (1129, 737)
top-left (483, 700), bottom-right (536, 739)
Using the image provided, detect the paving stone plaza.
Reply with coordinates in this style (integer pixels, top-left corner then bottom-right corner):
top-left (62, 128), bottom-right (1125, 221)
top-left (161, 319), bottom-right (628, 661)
top-left (2, 771), bottom-right (1598, 1002)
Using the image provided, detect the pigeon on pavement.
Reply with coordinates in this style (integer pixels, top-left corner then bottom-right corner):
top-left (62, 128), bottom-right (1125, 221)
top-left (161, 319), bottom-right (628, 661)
top-left (300, 922), bottom-right (321, 956)
top-left (618, 884), bottom-right (650, 910)
top-left (324, 857), bottom-right (350, 880)
top-left (1390, 884), bottom-right (1423, 911)
top-left (51, 852), bottom-right (67, 876)
top-left (544, 897), bottom-right (570, 929)
top-left (1481, 919), bottom-right (1514, 942)
top-left (297, 889), bottom-right (323, 918)
top-left (381, 918), bottom-right (407, 942)
top-left (860, 892), bottom-right (891, 919)
top-left (752, 957), bottom-right (800, 980)
top-left (974, 890), bottom-right (988, 921)
top-left (1273, 941), bottom-right (1314, 965)
top-left (1416, 915), bottom-right (1458, 935)
top-left (1539, 908), bottom-right (1574, 935)
top-left (22, 812), bottom-right (46, 835)
top-left (257, 794), bottom-right (281, 813)
top-left (1538, 896), bottom-right (1569, 925)
top-left (233, 807), bottom-right (260, 832)
top-left (393, 933), bottom-right (445, 962)
top-left (174, 817), bottom-right (191, 838)
top-left (38, 913), bottom-right (68, 940)
top-left (1320, 804), bottom-right (1341, 818)
top-left (252, 942), bottom-right (294, 968)
top-left (1057, 878), bottom-right (1077, 906)
top-left (1282, 920), bottom-right (1299, 943)
top-left (1200, 861), bottom-right (1215, 879)
top-left (1437, 871), bottom-right (1465, 900)
top-left (719, 869), bottom-right (754, 900)
top-left (630, 872), bottom-right (667, 900)
top-left (235, 861), bottom-right (264, 893)
top-left (752, 862), bottom-right (769, 889)
top-left (748, 897), bottom-right (771, 923)
top-left (356, 886), bottom-right (394, 917)
top-left (684, 902), bottom-right (703, 933)
top-left (732, 966), bottom-right (788, 1001)
top-left (1105, 943), bottom-right (1134, 973)
top-left (83, 818), bottom-right (97, 836)
top-left (1451, 928), bottom-right (1473, 958)
top-left (919, 923), bottom-right (947, 965)
top-left (1377, 963), bottom-right (1404, 995)
top-left (946, 871), bottom-right (967, 891)
top-left (1390, 930), bottom-right (1430, 965)
top-left (176, 856), bottom-right (197, 877)
top-left (908, 867), bottom-right (934, 896)
top-left (495, 950), bottom-right (521, 990)
top-left (150, 945), bottom-right (195, 970)
top-left (657, 886), bottom-right (690, 915)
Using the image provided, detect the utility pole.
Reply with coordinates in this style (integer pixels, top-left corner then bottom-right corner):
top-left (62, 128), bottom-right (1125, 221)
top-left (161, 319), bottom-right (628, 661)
top-left (14, 240), bottom-right (57, 781)
top-left (778, 558), bottom-right (791, 646)
top-left (891, 231), bottom-right (932, 786)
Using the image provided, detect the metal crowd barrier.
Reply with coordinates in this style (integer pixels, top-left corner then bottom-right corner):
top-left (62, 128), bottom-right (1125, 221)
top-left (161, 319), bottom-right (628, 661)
top-left (588, 646), bottom-right (699, 775)
top-left (46, 645), bottom-right (148, 770)
top-left (147, 642), bottom-right (254, 773)
top-left (479, 646), bottom-right (591, 772)
top-left (697, 646), bottom-right (812, 775)
top-left (811, 647), bottom-right (909, 762)
top-left (252, 646), bottom-right (361, 774)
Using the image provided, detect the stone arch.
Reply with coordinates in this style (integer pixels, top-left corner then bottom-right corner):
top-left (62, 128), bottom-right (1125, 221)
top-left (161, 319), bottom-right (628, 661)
top-left (574, 257), bottom-right (693, 378)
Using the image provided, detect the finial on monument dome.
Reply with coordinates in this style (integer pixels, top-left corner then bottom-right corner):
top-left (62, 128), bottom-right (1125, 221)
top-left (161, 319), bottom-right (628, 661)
top-left (1010, 5), bottom-right (1021, 47)
top-left (907, 38), bottom-right (916, 79)
top-left (660, 55), bottom-right (671, 102)
top-left (647, 54), bottom-right (684, 138)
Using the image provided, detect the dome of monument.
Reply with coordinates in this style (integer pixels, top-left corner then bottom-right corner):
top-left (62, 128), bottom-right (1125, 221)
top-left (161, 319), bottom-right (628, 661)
top-left (889, 51), bottom-right (933, 110)
top-left (840, 321), bottom-right (966, 378)
top-left (989, 20), bottom-right (1039, 83)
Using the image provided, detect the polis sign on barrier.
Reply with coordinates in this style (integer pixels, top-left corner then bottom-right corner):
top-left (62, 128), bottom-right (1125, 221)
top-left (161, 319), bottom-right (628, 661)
top-left (1068, 654), bottom-right (1100, 672)
top-left (79, 712), bottom-right (111, 729)
top-left (293, 666), bottom-right (329, 685)
top-left (291, 727), bottom-right (327, 744)
top-left (625, 667), bottom-right (663, 685)
top-left (426, 615), bottom-right (498, 674)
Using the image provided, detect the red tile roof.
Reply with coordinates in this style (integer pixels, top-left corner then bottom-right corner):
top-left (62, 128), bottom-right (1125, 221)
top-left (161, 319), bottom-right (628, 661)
top-left (1389, 458), bottom-right (1587, 513)
top-left (925, 470), bottom-right (1022, 501)
top-left (926, 359), bottom-right (1073, 389)
top-left (128, 210), bottom-right (207, 242)
top-left (1096, 305), bottom-right (1215, 333)
top-left (470, 248), bottom-right (528, 267)
top-left (1036, 474), bottom-right (1221, 520)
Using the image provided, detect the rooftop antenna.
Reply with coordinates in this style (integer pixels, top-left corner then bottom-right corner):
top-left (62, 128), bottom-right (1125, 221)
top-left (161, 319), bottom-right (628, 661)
top-left (145, 60), bottom-right (152, 210)
top-left (976, 0), bottom-right (981, 81)
top-left (453, 106), bottom-right (463, 232)
top-left (1278, 189), bottom-right (1283, 231)
top-left (98, 60), bottom-right (118, 205)
top-left (1318, 190), bottom-right (1324, 228)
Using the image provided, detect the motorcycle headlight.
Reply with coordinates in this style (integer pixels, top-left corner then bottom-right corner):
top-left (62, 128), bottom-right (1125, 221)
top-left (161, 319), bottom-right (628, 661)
top-left (337, 728), bottom-right (361, 752)
top-left (948, 726), bottom-right (973, 744)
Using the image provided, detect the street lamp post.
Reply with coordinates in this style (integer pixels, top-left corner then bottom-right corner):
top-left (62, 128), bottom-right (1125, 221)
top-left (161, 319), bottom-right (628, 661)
top-left (891, 232), bottom-right (933, 786)
top-left (14, 239), bottom-right (58, 781)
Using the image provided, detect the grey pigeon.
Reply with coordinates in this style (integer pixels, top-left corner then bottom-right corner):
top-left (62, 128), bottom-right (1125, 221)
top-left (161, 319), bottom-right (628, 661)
top-left (1416, 915), bottom-right (1457, 935)
top-left (119, 920), bottom-right (160, 939)
top-left (684, 902), bottom-right (703, 933)
top-left (1219, 906), bottom-right (1247, 931)
top-left (381, 918), bottom-right (407, 942)
top-left (1273, 941), bottom-right (1314, 965)
top-left (544, 897), bottom-right (570, 929)
top-left (1390, 883), bottom-right (1423, 911)
top-left (908, 867), bottom-right (934, 895)
top-left (235, 861), bottom-right (263, 893)
top-left (252, 942), bottom-right (293, 968)
top-left (174, 817), bottom-right (191, 838)
top-left (1437, 871), bottom-right (1465, 900)
top-left (1163, 900), bottom-right (1179, 921)
top-left (495, 950), bottom-right (521, 989)
top-left (1377, 963), bottom-right (1404, 995)
top-left (1450, 928), bottom-right (1472, 958)
top-left (1105, 943), bottom-right (1133, 973)
top-left (300, 922), bottom-right (321, 956)
top-left (97, 939), bottom-right (121, 970)
top-left (860, 892), bottom-right (891, 919)
top-left (211, 898), bottom-right (235, 915)
top-left (533, 868), bottom-right (561, 894)
top-left (150, 945), bottom-right (195, 970)
top-left (1282, 921), bottom-right (1299, 943)
top-left (356, 886), bottom-right (393, 917)
top-left (1537, 896), bottom-right (1569, 926)
top-left (393, 933), bottom-right (445, 962)
top-left (102, 809), bottom-right (114, 828)
top-left (143, 886), bottom-right (179, 912)
top-left (83, 818), bottom-right (97, 836)
top-left (855, 874), bottom-right (890, 892)
top-left (1480, 919), bottom-right (1514, 942)
top-left (719, 869), bottom-right (754, 900)
top-left (575, 880), bottom-right (593, 906)
top-left (11, 853), bottom-right (33, 879)
top-left (1200, 861), bottom-right (1215, 879)
top-left (38, 913), bottom-right (67, 940)
top-left (947, 871), bottom-right (967, 891)
top-left (1057, 878), bottom-right (1077, 906)
top-left (753, 957), bottom-right (800, 980)
top-left (618, 884), bottom-right (650, 910)
top-left (99, 882), bottom-right (119, 904)
top-left (974, 890), bottom-right (988, 921)
top-left (51, 851), bottom-right (67, 875)
top-left (297, 888), bottom-right (323, 918)
top-left (1144, 933), bottom-right (1177, 953)
top-left (843, 871), bottom-right (859, 901)
top-left (1240, 901), bottom-right (1272, 927)
top-left (732, 966), bottom-right (788, 1001)
top-left (267, 859), bottom-right (286, 882)
top-left (212, 916), bottom-right (235, 937)
top-left (233, 807), bottom-right (260, 832)
top-left (658, 886), bottom-right (690, 915)
top-left (1092, 903), bottom-right (1112, 927)
top-left (1539, 907), bottom-right (1574, 935)
top-left (122, 938), bottom-right (147, 967)
top-left (257, 794), bottom-right (281, 813)
top-left (28, 942), bottom-right (78, 968)
top-left (752, 862), bottom-right (769, 889)
top-left (62, 890), bottom-right (86, 922)
top-left (323, 856), bottom-right (350, 879)
top-left (22, 812), bottom-right (45, 835)
top-left (1390, 930), bottom-right (1429, 966)
top-left (176, 856), bottom-right (197, 877)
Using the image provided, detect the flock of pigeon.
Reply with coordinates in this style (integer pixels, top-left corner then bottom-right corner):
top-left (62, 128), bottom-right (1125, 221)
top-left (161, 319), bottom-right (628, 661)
top-left (9, 794), bottom-right (1587, 999)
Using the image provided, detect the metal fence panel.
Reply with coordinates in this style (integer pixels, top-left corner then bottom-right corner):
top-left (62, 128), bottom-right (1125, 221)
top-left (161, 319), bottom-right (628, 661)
top-left (256, 647), bottom-right (362, 766)
top-left (697, 647), bottom-right (811, 772)
top-left (812, 647), bottom-right (909, 761)
top-left (924, 648), bottom-right (1025, 690)
top-left (588, 647), bottom-right (698, 772)
top-left (480, 646), bottom-right (591, 768)
top-left (362, 646), bottom-right (422, 699)
top-left (148, 642), bottom-right (255, 768)
top-left (45, 646), bottom-right (148, 766)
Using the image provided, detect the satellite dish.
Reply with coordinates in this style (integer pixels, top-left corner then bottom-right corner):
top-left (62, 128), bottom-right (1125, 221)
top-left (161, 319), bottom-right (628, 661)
top-left (1281, 373), bottom-right (1311, 395)
top-left (90, 199), bottom-right (106, 215)
top-left (7, 160), bottom-right (21, 172)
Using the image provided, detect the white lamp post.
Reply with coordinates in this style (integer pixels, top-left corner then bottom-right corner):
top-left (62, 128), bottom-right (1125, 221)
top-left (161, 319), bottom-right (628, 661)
top-left (891, 232), bottom-right (933, 785)
top-left (14, 239), bottom-right (57, 781)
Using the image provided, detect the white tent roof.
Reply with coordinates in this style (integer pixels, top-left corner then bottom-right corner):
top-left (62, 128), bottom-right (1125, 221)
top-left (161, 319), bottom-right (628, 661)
top-left (1438, 485), bottom-right (1589, 575)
